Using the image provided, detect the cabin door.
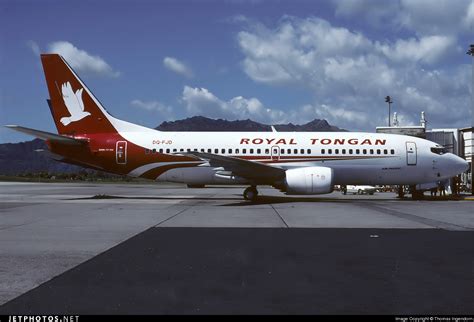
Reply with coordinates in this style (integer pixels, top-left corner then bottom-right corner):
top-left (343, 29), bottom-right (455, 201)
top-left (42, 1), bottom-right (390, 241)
top-left (406, 142), bottom-right (417, 166)
top-left (116, 141), bottom-right (127, 164)
top-left (271, 145), bottom-right (280, 161)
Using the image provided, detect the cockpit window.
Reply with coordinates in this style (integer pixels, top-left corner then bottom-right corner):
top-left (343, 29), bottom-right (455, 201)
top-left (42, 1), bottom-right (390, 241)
top-left (431, 146), bottom-right (447, 155)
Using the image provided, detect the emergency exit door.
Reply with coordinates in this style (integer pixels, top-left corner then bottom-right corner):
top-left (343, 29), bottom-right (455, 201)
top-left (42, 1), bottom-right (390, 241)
top-left (406, 142), bottom-right (417, 166)
top-left (116, 141), bottom-right (127, 164)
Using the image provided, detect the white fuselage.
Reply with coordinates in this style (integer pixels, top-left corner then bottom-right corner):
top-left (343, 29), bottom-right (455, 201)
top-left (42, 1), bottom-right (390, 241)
top-left (118, 129), bottom-right (468, 187)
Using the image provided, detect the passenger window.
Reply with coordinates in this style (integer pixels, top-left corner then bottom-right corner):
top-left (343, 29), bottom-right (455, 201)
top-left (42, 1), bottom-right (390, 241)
top-left (363, 149), bottom-right (367, 154)
top-left (335, 149), bottom-right (339, 154)
top-left (328, 149), bottom-right (332, 154)
top-left (166, 149), bottom-right (170, 153)
top-left (228, 149), bottom-right (232, 154)
top-left (356, 149), bottom-right (360, 154)
top-left (221, 148), bottom-right (225, 154)
top-left (391, 149), bottom-right (395, 155)
top-left (194, 148), bottom-right (198, 152)
top-left (214, 149), bottom-right (218, 154)
top-left (321, 149), bottom-right (325, 154)
top-left (250, 148), bottom-right (254, 154)
top-left (349, 149), bottom-right (353, 154)
top-left (180, 148), bottom-right (184, 152)
top-left (307, 149), bottom-right (311, 154)
top-left (281, 149), bottom-right (285, 154)
top-left (152, 148), bottom-right (157, 154)
top-left (300, 149), bottom-right (304, 154)
top-left (243, 149), bottom-right (247, 154)
top-left (145, 149), bottom-right (150, 154)
top-left (207, 149), bottom-right (211, 153)
top-left (201, 149), bottom-right (205, 152)
top-left (173, 149), bottom-right (177, 152)
top-left (341, 149), bottom-right (346, 154)
top-left (294, 149), bottom-right (298, 154)
top-left (265, 149), bottom-right (269, 154)
top-left (377, 149), bottom-right (381, 154)
top-left (257, 149), bottom-right (261, 154)
top-left (370, 149), bottom-right (374, 154)
top-left (159, 148), bottom-right (163, 153)
top-left (287, 149), bottom-right (291, 154)
top-left (236, 149), bottom-right (239, 154)
top-left (384, 149), bottom-right (388, 154)
top-left (187, 148), bottom-right (191, 152)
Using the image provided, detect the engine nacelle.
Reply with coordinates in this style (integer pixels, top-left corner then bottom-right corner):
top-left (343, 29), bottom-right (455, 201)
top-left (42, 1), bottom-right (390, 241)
top-left (284, 166), bottom-right (334, 195)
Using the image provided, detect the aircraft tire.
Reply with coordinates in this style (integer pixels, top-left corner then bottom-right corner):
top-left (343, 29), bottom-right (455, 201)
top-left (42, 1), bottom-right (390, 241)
top-left (243, 186), bottom-right (258, 201)
top-left (187, 184), bottom-right (205, 188)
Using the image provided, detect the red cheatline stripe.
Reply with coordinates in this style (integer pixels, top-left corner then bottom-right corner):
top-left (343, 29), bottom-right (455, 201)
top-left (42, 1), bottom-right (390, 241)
top-left (142, 155), bottom-right (396, 178)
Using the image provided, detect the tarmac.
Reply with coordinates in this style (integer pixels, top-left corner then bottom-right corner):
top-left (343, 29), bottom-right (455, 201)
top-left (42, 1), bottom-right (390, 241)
top-left (0, 182), bottom-right (473, 314)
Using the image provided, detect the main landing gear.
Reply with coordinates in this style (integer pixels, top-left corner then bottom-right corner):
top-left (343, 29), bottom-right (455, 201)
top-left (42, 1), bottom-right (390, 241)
top-left (409, 185), bottom-right (424, 200)
top-left (243, 186), bottom-right (259, 201)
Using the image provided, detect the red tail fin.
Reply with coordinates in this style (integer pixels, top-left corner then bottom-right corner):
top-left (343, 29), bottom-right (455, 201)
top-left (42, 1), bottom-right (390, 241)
top-left (41, 54), bottom-right (117, 135)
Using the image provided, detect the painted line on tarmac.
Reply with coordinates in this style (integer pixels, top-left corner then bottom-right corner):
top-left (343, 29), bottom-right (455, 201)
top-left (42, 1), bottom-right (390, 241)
top-left (357, 202), bottom-right (473, 231)
top-left (270, 204), bottom-right (289, 228)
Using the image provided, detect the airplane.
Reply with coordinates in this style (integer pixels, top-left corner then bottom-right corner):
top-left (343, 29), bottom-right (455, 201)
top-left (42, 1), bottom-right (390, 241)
top-left (5, 54), bottom-right (470, 201)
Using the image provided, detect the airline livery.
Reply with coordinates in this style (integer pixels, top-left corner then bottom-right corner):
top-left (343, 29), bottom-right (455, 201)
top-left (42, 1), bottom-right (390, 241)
top-left (6, 54), bottom-right (469, 200)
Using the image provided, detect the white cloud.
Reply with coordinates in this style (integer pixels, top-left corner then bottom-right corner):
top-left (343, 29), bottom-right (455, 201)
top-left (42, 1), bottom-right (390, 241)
top-left (163, 57), bottom-right (193, 78)
top-left (26, 40), bottom-right (40, 55)
top-left (333, 0), bottom-right (473, 36)
top-left (47, 41), bottom-right (120, 78)
top-left (333, 0), bottom-right (401, 26)
top-left (398, 0), bottom-right (472, 36)
top-left (236, 16), bottom-right (471, 130)
top-left (376, 35), bottom-right (456, 65)
top-left (130, 99), bottom-right (174, 120)
top-left (464, 0), bottom-right (474, 29)
top-left (181, 86), bottom-right (287, 123)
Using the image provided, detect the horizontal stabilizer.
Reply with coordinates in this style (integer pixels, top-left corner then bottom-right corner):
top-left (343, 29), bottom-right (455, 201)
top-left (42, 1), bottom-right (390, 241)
top-left (4, 125), bottom-right (88, 145)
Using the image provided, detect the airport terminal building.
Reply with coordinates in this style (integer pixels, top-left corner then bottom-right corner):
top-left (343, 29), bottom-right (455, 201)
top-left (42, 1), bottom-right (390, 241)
top-left (376, 112), bottom-right (473, 194)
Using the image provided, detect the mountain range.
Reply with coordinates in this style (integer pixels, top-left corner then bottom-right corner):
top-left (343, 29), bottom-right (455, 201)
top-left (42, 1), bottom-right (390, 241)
top-left (0, 116), bottom-right (344, 175)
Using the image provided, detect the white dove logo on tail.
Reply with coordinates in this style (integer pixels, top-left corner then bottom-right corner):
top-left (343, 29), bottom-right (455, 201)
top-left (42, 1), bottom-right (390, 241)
top-left (60, 82), bottom-right (91, 126)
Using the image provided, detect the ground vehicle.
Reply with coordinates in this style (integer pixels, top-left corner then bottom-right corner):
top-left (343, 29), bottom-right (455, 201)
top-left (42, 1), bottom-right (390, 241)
top-left (342, 185), bottom-right (376, 195)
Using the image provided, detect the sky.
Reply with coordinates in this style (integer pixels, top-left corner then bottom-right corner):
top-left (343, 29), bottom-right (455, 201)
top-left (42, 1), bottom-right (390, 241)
top-left (0, 0), bottom-right (473, 143)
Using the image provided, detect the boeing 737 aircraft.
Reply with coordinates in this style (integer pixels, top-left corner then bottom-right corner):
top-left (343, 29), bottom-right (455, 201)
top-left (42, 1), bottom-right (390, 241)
top-left (6, 54), bottom-right (469, 200)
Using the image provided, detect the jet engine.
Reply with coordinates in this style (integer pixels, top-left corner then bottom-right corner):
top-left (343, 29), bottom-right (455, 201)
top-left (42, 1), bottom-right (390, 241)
top-left (284, 166), bottom-right (334, 195)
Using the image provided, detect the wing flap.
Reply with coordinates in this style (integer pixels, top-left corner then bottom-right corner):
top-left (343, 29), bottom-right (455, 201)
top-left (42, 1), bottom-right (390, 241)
top-left (5, 125), bottom-right (88, 145)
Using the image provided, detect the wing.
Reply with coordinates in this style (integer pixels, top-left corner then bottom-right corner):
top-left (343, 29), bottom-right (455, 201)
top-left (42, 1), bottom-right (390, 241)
top-left (183, 151), bottom-right (285, 183)
top-left (61, 82), bottom-right (81, 115)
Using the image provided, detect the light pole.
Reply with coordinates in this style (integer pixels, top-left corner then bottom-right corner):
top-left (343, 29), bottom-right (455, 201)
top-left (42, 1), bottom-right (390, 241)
top-left (467, 44), bottom-right (474, 195)
top-left (385, 96), bottom-right (393, 127)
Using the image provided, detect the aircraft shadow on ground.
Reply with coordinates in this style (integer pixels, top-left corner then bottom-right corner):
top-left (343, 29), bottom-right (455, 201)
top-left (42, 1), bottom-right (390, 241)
top-left (219, 195), bottom-right (398, 206)
top-left (65, 195), bottom-right (241, 201)
top-left (66, 194), bottom-right (464, 205)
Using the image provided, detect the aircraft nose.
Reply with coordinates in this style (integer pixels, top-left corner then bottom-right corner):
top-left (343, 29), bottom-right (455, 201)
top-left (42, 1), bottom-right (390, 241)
top-left (461, 159), bottom-right (469, 172)
top-left (451, 155), bottom-right (469, 174)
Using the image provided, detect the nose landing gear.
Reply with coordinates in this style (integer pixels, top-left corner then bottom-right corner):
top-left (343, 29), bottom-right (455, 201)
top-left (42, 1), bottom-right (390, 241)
top-left (243, 186), bottom-right (259, 201)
